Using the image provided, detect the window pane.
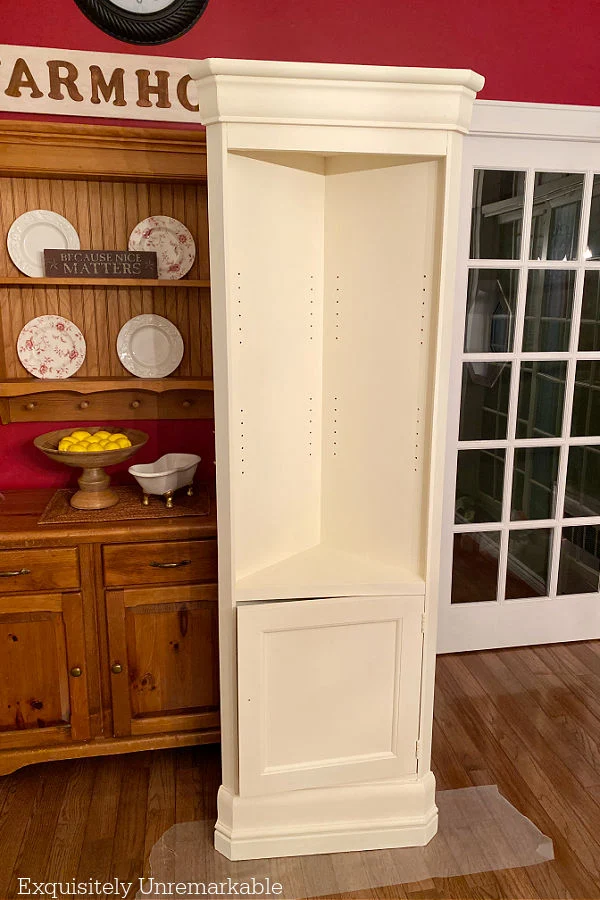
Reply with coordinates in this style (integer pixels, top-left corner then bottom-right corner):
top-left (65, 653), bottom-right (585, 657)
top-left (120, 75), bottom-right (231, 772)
top-left (530, 172), bottom-right (584, 260)
top-left (565, 445), bottom-right (600, 517)
top-left (557, 525), bottom-right (600, 595)
top-left (522, 270), bottom-right (575, 352)
top-left (586, 174), bottom-right (600, 260)
top-left (579, 271), bottom-right (600, 351)
top-left (505, 528), bottom-right (552, 599)
top-left (459, 362), bottom-right (511, 441)
top-left (465, 269), bottom-right (518, 353)
top-left (470, 170), bottom-right (525, 260)
top-left (455, 449), bottom-right (505, 524)
top-left (451, 532), bottom-right (500, 603)
top-left (516, 361), bottom-right (566, 438)
top-left (571, 361), bottom-right (600, 437)
top-left (511, 447), bottom-right (560, 520)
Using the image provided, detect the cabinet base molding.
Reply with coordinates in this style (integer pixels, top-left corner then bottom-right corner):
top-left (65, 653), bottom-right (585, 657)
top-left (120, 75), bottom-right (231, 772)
top-left (214, 772), bottom-right (437, 860)
top-left (0, 728), bottom-right (220, 777)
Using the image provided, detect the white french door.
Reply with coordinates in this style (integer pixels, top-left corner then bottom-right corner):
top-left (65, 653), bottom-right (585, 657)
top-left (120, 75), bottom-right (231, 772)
top-left (438, 131), bottom-right (600, 652)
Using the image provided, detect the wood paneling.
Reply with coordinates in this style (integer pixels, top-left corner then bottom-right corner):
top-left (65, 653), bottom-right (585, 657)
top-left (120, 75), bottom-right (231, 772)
top-left (0, 170), bottom-right (211, 378)
top-left (0, 123), bottom-right (207, 183)
top-left (103, 540), bottom-right (218, 587)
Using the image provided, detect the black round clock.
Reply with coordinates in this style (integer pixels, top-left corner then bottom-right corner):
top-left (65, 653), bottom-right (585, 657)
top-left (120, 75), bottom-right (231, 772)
top-left (74, 0), bottom-right (209, 45)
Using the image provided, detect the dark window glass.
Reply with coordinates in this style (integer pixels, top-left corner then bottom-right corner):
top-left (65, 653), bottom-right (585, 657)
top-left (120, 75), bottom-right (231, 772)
top-left (470, 170), bottom-right (525, 260)
top-left (505, 528), bottom-right (552, 599)
top-left (557, 525), bottom-right (600, 595)
top-left (455, 449), bottom-right (505, 524)
top-left (530, 172), bottom-right (584, 260)
top-left (586, 174), bottom-right (600, 260)
top-left (465, 269), bottom-right (518, 353)
top-left (571, 361), bottom-right (600, 437)
top-left (511, 447), bottom-right (560, 521)
top-left (579, 271), bottom-right (600, 352)
top-left (523, 270), bottom-right (575, 352)
top-left (459, 363), bottom-right (511, 441)
top-left (451, 532), bottom-right (500, 603)
top-left (565, 445), bottom-right (600, 517)
top-left (517, 361), bottom-right (566, 438)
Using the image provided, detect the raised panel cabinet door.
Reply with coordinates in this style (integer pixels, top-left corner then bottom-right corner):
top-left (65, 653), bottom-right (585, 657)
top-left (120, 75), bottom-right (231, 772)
top-left (0, 592), bottom-right (90, 749)
top-left (237, 594), bottom-right (425, 796)
top-left (106, 584), bottom-right (220, 738)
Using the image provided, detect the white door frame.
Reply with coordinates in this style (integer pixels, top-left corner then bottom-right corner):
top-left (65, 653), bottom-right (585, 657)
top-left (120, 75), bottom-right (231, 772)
top-left (438, 101), bottom-right (600, 653)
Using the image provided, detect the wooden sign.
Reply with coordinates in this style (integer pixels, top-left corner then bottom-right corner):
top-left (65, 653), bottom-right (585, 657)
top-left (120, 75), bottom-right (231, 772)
top-left (0, 44), bottom-right (203, 123)
top-left (44, 249), bottom-right (158, 279)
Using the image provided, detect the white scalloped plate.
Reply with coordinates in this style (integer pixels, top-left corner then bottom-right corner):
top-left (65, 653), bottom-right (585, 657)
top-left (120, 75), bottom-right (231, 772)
top-left (17, 315), bottom-right (86, 379)
top-left (8, 210), bottom-right (80, 278)
top-left (117, 314), bottom-right (184, 378)
top-left (128, 215), bottom-right (195, 280)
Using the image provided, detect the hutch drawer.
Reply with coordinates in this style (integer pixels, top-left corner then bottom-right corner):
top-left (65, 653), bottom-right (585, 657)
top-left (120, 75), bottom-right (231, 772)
top-left (0, 547), bottom-right (79, 593)
top-left (102, 538), bottom-right (218, 587)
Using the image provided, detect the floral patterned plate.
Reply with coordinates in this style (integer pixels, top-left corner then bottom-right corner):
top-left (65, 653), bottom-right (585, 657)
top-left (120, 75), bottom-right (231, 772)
top-left (17, 315), bottom-right (86, 379)
top-left (128, 216), bottom-right (195, 280)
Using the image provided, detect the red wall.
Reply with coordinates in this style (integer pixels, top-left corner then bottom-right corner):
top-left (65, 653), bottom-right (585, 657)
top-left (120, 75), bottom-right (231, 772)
top-left (0, 419), bottom-right (215, 492)
top-left (1, 0), bottom-right (600, 105)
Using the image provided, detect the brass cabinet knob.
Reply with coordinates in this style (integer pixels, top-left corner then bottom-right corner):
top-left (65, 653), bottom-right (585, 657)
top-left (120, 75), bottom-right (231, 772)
top-left (25, 402), bottom-right (36, 411)
top-left (182, 399), bottom-right (192, 409)
top-left (79, 400), bottom-right (90, 410)
top-left (111, 663), bottom-right (123, 675)
top-left (130, 400), bottom-right (141, 409)
top-left (70, 666), bottom-right (82, 678)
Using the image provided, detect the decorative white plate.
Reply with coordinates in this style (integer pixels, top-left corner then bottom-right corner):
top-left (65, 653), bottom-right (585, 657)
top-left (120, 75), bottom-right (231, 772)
top-left (117, 314), bottom-right (184, 378)
top-left (17, 315), bottom-right (86, 379)
top-left (128, 216), bottom-right (195, 280)
top-left (8, 210), bottom-right (80, 278)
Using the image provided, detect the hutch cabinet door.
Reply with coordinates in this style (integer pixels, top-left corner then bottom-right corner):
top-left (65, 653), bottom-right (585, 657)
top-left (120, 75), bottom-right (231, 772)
top-left (106, 584), bottom-right (220, 738)
top-left (0, 592), bottom-right (90, 747)
top-left (237, 594), bottom-right (424, 796)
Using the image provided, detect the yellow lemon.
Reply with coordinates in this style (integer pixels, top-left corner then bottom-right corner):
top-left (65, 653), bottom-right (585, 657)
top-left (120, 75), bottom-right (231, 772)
top-left (93, 431), bottom-right (111, 440)
top-left (115, 438), bottom-right (131, 449)
top-left (69, 443), bottom-right (89, 453)
top-left (58, 438), bottom-right (74, 451)
top-left (103, 441), bottom-right (120, 451)
top-left (110, 433), bottom-right (128, 442)
top-left (86, 442), bottom-right (102, 451)
top-left (70, 430), bottom-right (91, 440)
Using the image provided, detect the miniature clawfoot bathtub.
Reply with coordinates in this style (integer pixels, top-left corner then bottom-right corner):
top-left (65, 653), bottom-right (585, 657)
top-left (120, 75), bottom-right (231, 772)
top-left (129, 453), bottom-right (201, 507)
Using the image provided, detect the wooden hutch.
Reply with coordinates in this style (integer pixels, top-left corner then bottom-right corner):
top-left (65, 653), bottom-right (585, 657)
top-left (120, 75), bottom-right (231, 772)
top-left (0, 122), bottom-right (220, 774)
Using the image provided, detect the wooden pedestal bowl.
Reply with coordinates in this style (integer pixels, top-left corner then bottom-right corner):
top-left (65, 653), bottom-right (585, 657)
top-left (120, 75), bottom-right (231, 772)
top-left (34, 427), bottom-right (149, 510)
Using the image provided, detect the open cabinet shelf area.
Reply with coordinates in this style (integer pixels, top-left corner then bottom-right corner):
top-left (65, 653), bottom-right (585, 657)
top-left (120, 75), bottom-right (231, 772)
top-left (225, 150), bottom-right (440, 600)
top-left (235, 544), bottom-right (426, 601)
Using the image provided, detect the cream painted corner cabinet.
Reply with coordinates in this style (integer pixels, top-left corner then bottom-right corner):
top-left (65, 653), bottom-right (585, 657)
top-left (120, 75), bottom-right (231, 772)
top-left (197, 60), bottom-right (484, 859)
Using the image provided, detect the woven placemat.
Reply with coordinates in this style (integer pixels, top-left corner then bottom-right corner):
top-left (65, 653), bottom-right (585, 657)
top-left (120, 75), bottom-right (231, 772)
top-left (38, 484), bottom-right (210, 525)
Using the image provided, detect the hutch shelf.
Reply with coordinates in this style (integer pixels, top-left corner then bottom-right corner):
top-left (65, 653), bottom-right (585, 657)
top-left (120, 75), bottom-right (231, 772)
top-left (0, 122), bottom-right (220, 771)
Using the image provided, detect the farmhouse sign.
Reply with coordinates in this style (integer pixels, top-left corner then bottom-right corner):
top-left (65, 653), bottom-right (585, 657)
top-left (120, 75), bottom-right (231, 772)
top-left (0, 44), bottom-right (202, 123)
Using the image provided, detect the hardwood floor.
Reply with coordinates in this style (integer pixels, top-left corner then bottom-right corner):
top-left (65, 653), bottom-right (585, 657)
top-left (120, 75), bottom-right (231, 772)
top-left (1, 641), bottom-right (600, 898)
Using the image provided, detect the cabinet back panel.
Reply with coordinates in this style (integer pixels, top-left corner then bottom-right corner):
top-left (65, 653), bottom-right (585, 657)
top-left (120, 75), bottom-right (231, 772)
top-left (0, 177), bottom-right (211, 379)
top-left (228, 152), bottom-right (325, 577)
top-left (321, 158), bottom-right (441, 574)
